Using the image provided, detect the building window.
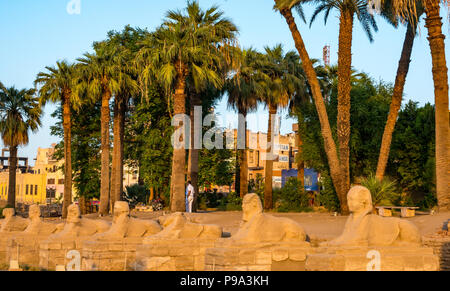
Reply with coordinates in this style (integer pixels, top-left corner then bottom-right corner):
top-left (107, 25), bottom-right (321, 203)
top-left (58, 179), bottom-right (64, 185)
top-left (26, 185), bottom-right (29, 195)
top-left (46, 188), bottom-right (56, 199)
top-left (30, 185), bottom-right (33, 195)
top-left (48, 179), bottom-right (55, 185)
top-left (35, 185), bottom-right (38, 196)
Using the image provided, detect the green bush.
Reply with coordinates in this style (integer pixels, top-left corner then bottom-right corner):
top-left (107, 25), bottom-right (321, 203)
top-left (124, 184), bottom-right (149, 207)
top-left (317, 171), bottom-right (340, 212)
top-left (273, 178), bottom-right (312, 212)
top-left (361, 174), bottom-right (401, 206)
top-left (218, 192), bottom-right (242, 211)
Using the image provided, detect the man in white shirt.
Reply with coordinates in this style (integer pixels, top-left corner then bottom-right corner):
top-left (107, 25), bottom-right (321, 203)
top-left (186, 181), bottom-right (195, 213)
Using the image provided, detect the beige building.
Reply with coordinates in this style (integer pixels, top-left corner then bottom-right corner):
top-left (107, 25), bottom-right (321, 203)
top-left (229, 128), bottom-right (299, 189)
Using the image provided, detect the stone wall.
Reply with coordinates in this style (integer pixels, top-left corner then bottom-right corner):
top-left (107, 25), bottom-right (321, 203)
top-left (136, 238), bottom-right (217, 271)
top-left (204, 241), bottom-right (312, 271)
top-left (39, 239), bottom-right (85, 271)
top-left (305, 246), bottom-right (439, 271)
top-left (423, 235), bottom-right (450, 271)
top-left (6, 235), bottom-right (48, 270)
top-left (82, 238), bottom-right (143, 271)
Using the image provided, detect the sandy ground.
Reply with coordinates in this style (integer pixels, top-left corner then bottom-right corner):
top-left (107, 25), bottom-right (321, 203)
top-left (80, 210), bottom-right (450, 242)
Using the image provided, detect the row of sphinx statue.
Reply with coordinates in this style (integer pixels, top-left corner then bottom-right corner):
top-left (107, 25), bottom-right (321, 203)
top-left (0, 186), bottom-right (422, 247)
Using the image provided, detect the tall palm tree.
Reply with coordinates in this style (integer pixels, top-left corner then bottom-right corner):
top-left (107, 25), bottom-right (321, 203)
top-left (77, 50), bottom-right (122, 216)
top-left (376, 1), bottom-right (422, 181)
top-left (261, 45), bottom-right (304, 209)
top-left (98, 26), bottom-right (143, 210)
top-left (35, 61), bottom-right (80, 218)
top-left (374, 0), bottom-right (450, 210)
top-left (273, 0), bottom-right (345, 213)
top-left (226, 48), bottom-right (266, 198)
top-left (309, 0), bottom-right (378, 211)
top-left (136, 1), bottom-right (238, 211)
top-left (0, 86), bottom-right (41, 208)
top-left (274, 0), bottom-right (376, 213)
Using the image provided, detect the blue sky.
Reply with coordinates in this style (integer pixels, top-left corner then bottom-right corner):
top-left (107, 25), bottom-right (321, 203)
top-left (0, 0), bottom-right (449, 164)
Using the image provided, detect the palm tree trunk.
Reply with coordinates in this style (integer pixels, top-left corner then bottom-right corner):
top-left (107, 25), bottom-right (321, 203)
top-left (99, 89), bottom-right (111, 216)
top-left (62, 96), bottom-right (72, 218)
top-left (111, 97), bottom-right (126, 211)
top-left (239, 110), bottom-right (249, 198)
top-left (424, 1), bottom-right (450, 211)
top-left (7, 145), bottom-right (18, 208)
top-left (188, 94), bottom-right (200, 212)
top-left (170, 63), bottom-right (188, 212)
top-left (296, 120), bottom-right (304, 187)
top-left (264, 104), bottom-right (277, 210)
top-left (376, 23), bottom-right (416, 181)
top-left (278, 6), bottom-right (348, 213)
top-left (336, 9), bottom-right (354, 210)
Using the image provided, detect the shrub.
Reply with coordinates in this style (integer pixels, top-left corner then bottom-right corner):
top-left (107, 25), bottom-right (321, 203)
top-left (123, 184), bottom-right (149, 208)
top-left (273, 178), bottom-right (312, 212)
top-left (361, 174), bottom-right (401, 206)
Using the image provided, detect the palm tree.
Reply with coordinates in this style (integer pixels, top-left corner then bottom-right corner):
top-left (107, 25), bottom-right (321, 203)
top-left (77, 50), bottom-right (122, 216)
top-left (98, 26), bottom-right (143, 210)
top-left (35, 61), bottom-right (79, 218)
top-left (261, 45), bottom-right (304, 209)
top-left (309, 0), bottom-right (377, 211)
top-left (226, 48), bottom-right (266, 197)
top-left (0, 86), bottom-right (41, 208)
top-left (273, 0), bottom-right (346, 213)
top-left (374, 0), bottom-right (450, 210)
top-left (376, 1), bottom-right (422, 181)
top-left (136, 0), bottom-right (238, 211)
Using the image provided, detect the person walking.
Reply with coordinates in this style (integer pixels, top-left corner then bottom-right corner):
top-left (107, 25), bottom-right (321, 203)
top-left (186, 181), bottom-right (195, 213)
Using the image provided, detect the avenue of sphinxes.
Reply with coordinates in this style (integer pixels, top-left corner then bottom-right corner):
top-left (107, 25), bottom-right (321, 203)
top-left (0, 187), bottom-right (447, 271)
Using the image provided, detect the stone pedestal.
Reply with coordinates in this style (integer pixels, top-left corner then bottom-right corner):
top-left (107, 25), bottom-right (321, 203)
top-left (423, 235), bottom-right (450, 271)
top-left (204, 240), bottom-right (312, 271)
top-left (6, 234), bottom-right (49, 270)
top-left (305, 246), bottom-right (439, 271)
top-left (39, 239), bottom-right (86, 271)
top-left (82, 238), bottom-right (143, 271)
top-left (135, 237), bottom-right (218, 271)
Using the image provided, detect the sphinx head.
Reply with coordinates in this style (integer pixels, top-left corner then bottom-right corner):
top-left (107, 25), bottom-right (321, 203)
top-left (113, 201), bottom-right (130, 223)
top-left (347, 186), bottom-right (373, 216)
top-left (3, 208), bottom-right (15, 219)
top-left (242, 194), bottom-right (263, 223)
top-left (67, 204), bottom-right (81, 224)
top-left (28, 205), bottom-right (41, 220)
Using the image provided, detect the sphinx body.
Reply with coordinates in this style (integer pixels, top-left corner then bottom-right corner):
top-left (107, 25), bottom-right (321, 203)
top-left (22, 204), bottom-right (59, 236)
top-left (0, 208), bottom-right (28, 233)
top-left (94, 201), bottom-right (161, 240)
top-left (231, 194), bottom-right (306, 244)
top-left (327, 186), bottom-right (421, 247)
top-left (49, 204), bottom-right (110, 240)
top-left (152, 212), bottom-right (222, 239)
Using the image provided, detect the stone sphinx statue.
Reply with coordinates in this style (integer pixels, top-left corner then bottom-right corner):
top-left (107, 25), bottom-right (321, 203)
top-left (94, 201), bottom-right (161, 240)
top-left (326, 186), bottom-right (421, 247)
top-left (231, 194), bottom-right (307, 244)
top-left (23, 204), bottom-right (59, 236)
top-left (152, 212), bottom-right (222, 239)
top-left (49, 204), bottom-right (110, 240)
top-left (0, 208), bottom-right (28, 233)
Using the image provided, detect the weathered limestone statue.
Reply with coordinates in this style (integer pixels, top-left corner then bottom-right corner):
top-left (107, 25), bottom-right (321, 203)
top-left (94, 201), bottom-right (161, 240)
top-left (152, 212), bottom-right (222, 239)
top-left (49, 204), bottom-right (110, 240)
top-left (231, 194), bottom-right (307, 243)
top-left (326, 186), bottom-right (421, 247)
top-left (22, 204), bottom-right (59, 236)
top-left (0, 208), bottom-right (28, 233)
